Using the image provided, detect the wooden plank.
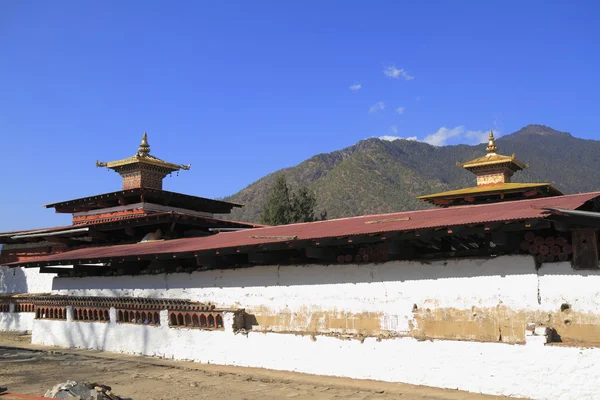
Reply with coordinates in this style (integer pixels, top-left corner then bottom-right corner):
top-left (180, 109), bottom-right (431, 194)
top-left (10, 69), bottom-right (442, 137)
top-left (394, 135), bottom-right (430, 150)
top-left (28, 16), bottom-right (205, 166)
top-left (572, 229), bottom-right (598, 269)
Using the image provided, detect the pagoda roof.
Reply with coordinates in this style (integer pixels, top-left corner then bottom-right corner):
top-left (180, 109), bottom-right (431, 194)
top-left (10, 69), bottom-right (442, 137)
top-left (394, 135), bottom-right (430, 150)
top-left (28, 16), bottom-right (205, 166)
top-left (418, 182), bottom-right (563, 207)
top-left (459, 131), bottom-right (528, 172)
top-left (96, 132), bottom-right (191, 173)
top-left (44, 187), bottom-right (243, 214)
top-left (460, 153), bottom-right (528, 170)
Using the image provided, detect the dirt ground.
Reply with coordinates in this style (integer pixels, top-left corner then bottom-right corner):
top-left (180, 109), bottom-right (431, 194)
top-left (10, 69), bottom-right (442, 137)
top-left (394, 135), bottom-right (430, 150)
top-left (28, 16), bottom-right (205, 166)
top-left (0, 335), bottom-right (520, 400)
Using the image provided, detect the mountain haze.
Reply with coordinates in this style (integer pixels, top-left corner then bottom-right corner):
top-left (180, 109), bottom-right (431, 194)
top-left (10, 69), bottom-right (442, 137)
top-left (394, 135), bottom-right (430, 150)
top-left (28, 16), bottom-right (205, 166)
top-left (224, 125), bottom-right (600, 223)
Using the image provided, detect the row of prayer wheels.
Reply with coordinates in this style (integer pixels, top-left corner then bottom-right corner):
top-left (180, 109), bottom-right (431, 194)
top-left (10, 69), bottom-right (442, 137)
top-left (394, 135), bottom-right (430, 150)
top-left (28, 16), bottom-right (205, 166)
top-left (520, 231), bottom-right (572, 263)
top-left (337, 246), bottom-right (389, 264)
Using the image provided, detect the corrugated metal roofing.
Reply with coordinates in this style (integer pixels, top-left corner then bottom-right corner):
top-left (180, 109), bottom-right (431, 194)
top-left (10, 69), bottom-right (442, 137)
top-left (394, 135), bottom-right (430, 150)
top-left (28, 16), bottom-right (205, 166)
top-left (11, 192), bottom-right (599, 267)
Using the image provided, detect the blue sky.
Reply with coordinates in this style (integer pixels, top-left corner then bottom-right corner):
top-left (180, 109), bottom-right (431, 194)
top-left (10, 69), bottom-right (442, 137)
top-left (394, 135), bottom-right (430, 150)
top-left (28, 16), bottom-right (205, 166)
top-left (1, 1), bottom-right (599, 230)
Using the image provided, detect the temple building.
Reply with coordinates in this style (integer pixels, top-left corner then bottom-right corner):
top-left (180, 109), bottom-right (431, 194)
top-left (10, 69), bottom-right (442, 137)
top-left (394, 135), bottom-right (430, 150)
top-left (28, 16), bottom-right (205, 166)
top-left (0, 133), bottom-right (257, 265)
top-left (2, 130), bottom-right (600, 400)
top-left (419, 131), bottom-right (562, 207)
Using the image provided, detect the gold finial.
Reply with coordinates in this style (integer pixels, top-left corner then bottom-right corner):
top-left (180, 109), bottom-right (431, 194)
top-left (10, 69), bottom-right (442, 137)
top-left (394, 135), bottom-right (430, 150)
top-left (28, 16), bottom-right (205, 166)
top-left (486, 130), bottom-right (498, 153)
top-left (138, 132), bottom-right (151, 155)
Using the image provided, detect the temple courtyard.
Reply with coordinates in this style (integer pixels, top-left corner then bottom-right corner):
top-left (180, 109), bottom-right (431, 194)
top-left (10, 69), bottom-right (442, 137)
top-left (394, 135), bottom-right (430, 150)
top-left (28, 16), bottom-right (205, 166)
top-left (0, 335), bottom-right (515, 400)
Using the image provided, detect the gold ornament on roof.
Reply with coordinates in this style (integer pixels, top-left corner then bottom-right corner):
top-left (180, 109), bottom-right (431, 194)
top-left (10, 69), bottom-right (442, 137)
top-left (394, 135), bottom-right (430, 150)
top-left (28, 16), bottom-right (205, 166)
top-left (138, 132), bottom-right (151, 155)
top-left (96, 132), bottom-right (191, 171)
top-left (455, 129), bottom-right (528, 171)
top-left (418, 128), bottom-right (561, 206)
top-left (486, 130), bottom-right (498, 153)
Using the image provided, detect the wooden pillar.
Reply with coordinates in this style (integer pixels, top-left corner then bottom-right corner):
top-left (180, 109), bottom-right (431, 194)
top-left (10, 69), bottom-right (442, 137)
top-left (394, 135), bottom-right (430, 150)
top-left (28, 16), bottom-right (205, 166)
top-left (572, 229), bottom-right (598, 269)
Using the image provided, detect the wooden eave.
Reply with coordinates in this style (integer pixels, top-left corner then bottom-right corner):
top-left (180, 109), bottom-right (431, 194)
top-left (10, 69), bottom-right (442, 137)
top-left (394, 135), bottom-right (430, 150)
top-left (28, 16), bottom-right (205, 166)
top-left (44, 188), bottom-right (244, 214)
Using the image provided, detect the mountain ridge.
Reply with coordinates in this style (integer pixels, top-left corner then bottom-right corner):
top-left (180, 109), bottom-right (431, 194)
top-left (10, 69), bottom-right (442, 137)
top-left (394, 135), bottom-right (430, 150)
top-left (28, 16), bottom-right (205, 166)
top-left (223, 124), bottom-right (600, 223)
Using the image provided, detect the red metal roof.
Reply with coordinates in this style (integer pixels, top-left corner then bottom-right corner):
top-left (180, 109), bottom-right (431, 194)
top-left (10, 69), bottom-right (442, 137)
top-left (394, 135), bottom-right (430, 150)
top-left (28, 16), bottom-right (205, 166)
top-left (10, 192), bottom-right (600, 266)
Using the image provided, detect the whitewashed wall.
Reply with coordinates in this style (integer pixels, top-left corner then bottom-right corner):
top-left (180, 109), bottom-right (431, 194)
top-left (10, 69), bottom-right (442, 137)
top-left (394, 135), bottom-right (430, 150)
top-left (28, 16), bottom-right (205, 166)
top-left (51, 256), bottom-right (600, 333)
top-left (0, 311), bottom-right (34, 333)
top-left (33, 310), bottom-right (600, 400)
top-left (39, 255), bottom-right (600, 400)
top-left (53, 256), bottom-right (539, 320)
top-left (0, 266), bottom-right (55, 294)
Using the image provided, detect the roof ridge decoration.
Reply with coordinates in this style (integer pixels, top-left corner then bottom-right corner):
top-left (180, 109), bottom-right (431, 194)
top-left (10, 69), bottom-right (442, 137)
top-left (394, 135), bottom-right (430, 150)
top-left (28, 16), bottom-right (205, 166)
top-left (138, 132), bottom-right (151, 155)
top-left (96, 132), bottom-right (191, 190)
top-left (420, 129), bottom-right (561, 207)
top-left (96, 132), bottom-right (191, 171)
top-left (458, 130), bottom-right (528, 171)
top-left (486, 130), bottom-right (498, 154)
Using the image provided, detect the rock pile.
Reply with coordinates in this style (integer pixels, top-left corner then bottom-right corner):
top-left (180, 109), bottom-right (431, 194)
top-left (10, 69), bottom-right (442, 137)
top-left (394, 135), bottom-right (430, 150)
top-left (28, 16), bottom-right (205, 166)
top-left (44, 381), bottom-right (131, 400)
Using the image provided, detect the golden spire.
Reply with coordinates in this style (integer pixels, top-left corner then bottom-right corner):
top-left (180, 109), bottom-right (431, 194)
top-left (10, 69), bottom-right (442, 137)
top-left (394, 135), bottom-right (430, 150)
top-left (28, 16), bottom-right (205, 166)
top-left (138, 132), bottom-right (151, 156)
top-left (486, 130), bottom-right (498, 154)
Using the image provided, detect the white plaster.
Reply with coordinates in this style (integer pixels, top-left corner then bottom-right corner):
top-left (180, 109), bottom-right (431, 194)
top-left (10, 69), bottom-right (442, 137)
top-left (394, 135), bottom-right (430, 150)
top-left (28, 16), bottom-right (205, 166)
top-left (52, 256), bottom-right (540, 334)
top-left (0, 266), bottom-right (55, 294)
top-left (31, 318), bottom-right (600, 400)
top-left (538, 261), bottom-right (600, 314)
top-left (39, 255), bottom-right (600, 399)
top-left (0, 312), bottom-right (34, 333)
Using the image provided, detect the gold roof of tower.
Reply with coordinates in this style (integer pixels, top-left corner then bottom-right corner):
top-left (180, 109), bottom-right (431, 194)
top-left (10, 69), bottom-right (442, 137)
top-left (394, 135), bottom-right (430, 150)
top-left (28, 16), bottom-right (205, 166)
top-left (96, 132), bottom-right (191, 172)
top-left (418, 130), bottom-right (562, 207)
top-left (458, 131), bottom-right (528, 172)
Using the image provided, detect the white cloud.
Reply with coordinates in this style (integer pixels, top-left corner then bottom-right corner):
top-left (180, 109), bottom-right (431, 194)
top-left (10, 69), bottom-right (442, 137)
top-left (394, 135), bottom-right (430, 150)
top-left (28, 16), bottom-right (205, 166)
top-left (465, 129), bottom-right (492, 144)
top-left (379, 135), bottom-right (418, 142)
top-left (423, 126), bottom-right (465, 146)
top-left (374, 125), bottom-right (500, 147)
top-left (383, 66), bottom-right (414, 80)
top-left (349, 83), bottom-right (362, 92)
top-left (369, 101), bottom-right (385, 114)
top-left (421, 126), bottom-right (501, 146)
top-left (396, 107), bottom-right (405, 115)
